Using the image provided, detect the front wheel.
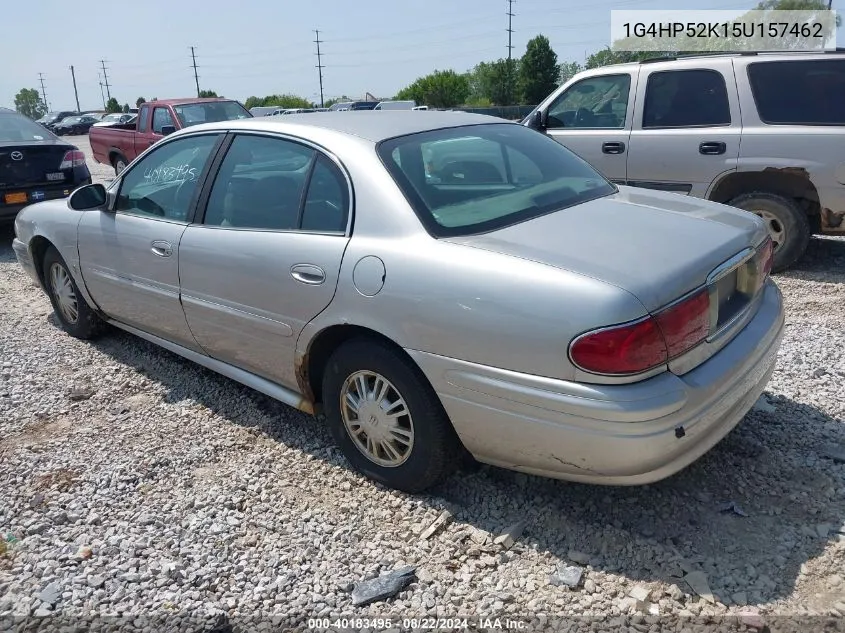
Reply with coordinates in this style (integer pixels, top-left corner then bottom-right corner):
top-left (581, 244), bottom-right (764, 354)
top-left (729, 191), bottom-right (810, 273)
top-left (42, 246), bottom-right (104, 340)
top-left (321, 339), bottom-right (462, 493)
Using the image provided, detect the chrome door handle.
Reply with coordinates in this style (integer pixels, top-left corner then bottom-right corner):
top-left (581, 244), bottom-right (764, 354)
top-left (290, 264), bottom-right (326, 285)
top-left (151, 240), bottom-right (173, 257)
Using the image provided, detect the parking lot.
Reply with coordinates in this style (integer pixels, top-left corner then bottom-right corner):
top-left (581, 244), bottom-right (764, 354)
top-left (2, 135), bottom-right (845, 629)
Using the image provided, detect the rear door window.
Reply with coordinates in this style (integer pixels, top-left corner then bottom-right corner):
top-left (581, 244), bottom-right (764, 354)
top-left (747, 60), bottom-right (845, 125)
top-left (643, 69), bottom-right (731, 128)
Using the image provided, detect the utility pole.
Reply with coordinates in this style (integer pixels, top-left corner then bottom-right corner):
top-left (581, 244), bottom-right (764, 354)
top-left (97, 73), bottom-right (106, 109)
top-left (99, 60), bottom-right (111, 101)
top-left (69, 66), bottom-right (80, 112)
top-left (190, 46), bottom-right (201, 97)
top-left (506, 0), bottom-right (515, 106)
top-left (38, 73), bottom-right (48, 110)
top-left (314, 29), bottom-right (325, 108)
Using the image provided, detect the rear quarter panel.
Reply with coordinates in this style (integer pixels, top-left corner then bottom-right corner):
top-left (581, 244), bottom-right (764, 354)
top-left (293, 132), bottom-right (649, 382)
top-left (89, 126), bottom-right (137, 165)
top-left (732, 56), bottom-right (845, 233)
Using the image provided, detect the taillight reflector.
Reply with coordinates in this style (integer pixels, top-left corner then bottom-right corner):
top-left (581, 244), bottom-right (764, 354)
top-left (570, 290), bottom-right (711, 376)
top-left (59, 150), bottom-right (86, 170)
top-left (759, 237), bottom-right (774, 278)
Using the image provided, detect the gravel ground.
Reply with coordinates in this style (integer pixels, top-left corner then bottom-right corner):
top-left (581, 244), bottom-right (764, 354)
top-left (2, 136), bottom-right (845, 632)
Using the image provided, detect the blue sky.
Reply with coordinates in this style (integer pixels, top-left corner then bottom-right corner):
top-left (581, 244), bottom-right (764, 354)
top-left (3, 0), bottom-right (839, 111)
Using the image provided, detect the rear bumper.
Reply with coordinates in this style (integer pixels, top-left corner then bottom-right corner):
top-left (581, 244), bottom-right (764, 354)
top-left (1, 175), bottom-right (90, 221)
top-left (408, 280), bottom-right (785, 485)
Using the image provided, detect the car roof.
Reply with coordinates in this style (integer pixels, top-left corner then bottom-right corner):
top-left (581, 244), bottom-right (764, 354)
top-left (187, 110), bottom-right (511, 143)
top-left (140, 98), bottom-right (237, 107)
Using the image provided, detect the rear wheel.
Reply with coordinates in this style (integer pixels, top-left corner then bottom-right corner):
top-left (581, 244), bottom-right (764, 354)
top-left (729, 191), bottom-right (810, 273)
top-left (112, 154), bottom-right (128, 175)
top-left (42, 246), bottom-right (104, 340)
top-left (321, 338), bottom-right (462, 493)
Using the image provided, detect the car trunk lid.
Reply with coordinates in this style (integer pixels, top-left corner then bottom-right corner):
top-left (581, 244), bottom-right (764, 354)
top-left (0, 142), bottom-right (76, 189)
top-left (444, 186), bottom-right (768, 313)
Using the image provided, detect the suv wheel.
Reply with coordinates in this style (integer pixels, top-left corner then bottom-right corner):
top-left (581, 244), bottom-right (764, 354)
top-left (729, 191), bottom-right (810, 273)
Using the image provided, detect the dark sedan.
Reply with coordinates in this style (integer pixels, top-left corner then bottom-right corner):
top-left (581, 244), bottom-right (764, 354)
top-left (37, 110), bottom-right (78, 132)
top-left (53, 115), bottom-right (100, 135)
top-left (0, 108), bottom-right (92, 221)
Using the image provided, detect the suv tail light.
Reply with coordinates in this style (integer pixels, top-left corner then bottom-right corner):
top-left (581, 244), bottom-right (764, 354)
top-left (59, 150), bottom-right (86, 170)
top-left (570, 290), bottom-right (711, 376)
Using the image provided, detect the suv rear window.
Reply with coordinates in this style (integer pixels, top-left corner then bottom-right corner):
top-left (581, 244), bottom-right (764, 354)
top-left (377, 123), bottom-right (616, 238)
top-left (747, 60), bottom-right (845, 125)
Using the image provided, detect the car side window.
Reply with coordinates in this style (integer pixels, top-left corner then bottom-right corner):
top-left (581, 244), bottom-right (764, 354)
top-left (152, 107), bottom-right (175, 134)
top-left (138, 105), bottom-right (149, 133)
top-left (203, 134), bottom-right (314, 230)
top-left (546, 74), bottom-right (632, 129)
top-left (115, 134), bottom-right (219, 222)
top-left (642, 69), bottom-right (731, 128)
top-left (300, 155), bottom-right (349, 233)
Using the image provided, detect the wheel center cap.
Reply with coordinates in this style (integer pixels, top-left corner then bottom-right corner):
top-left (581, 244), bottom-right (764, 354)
top-left (369, 414), bottom-right (379, 426)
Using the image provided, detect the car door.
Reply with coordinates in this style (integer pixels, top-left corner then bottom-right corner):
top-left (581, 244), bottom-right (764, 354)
top-left (135, 105), bottom-right (171, 155)
top-left (77, 131), bottom-right (224, 350)
top-left (625, 60), bottom-right (741, 197)
top-left (542, 70), bottom-right (638, 184)
top-left (179, 132), bottom-right (351, 390)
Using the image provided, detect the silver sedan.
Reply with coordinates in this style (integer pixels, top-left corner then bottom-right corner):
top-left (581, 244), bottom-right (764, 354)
top-left (12, 112), bottom-right (784, 492)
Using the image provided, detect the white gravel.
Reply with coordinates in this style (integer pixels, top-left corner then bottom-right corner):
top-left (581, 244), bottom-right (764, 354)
top-left (2, 136), bottom-right (845, 631)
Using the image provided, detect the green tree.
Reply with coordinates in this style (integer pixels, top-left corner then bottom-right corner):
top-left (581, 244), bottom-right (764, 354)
top-left (198, 89), bottom-right (219, 98)
top-left (396, 69), bottom-right (470, 108)
top-left (136, 97), bottom-right (146, 107)
top-left (519, 35), bottom-right (559, 104)
top-left (105, 97), bottom-right (122, 113)
top-left (14, 88), bottom-right (47, 119)
top-left (468, 59), bottom-right (519, 105)
top-left (756, 0), bottom-right (841, 24)
top-left (586, 48), bottom-right (658, 69)
top-left (558, 61), bottom-right (583, 84)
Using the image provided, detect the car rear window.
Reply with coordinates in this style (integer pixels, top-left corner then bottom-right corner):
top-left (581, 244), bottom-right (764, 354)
top-left (377, 123), bottom-right (616, 238)
top-left (172, 101), bottom-right (252, 127)
top-left (747, 59), bottom-right (845, 125)
top-left (0, 112), bottom-right (51, 142)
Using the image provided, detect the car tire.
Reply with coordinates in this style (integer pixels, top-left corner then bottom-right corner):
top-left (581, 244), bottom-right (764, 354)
top-left (728, 191), bottom-right (810, 273)
top-left (42, 246), bottom-right (104, 340)
top-left (113, 154), bottom-right (128, 175)
top-left (321, 338), bottom-right (462, 493)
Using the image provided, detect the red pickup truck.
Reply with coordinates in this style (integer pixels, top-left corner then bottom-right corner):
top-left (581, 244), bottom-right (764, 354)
top-left (89, 98), bottom-right (252, 175)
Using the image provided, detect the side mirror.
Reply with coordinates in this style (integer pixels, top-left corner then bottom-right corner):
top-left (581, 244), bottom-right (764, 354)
top-left (527, 109), bottom-right (547, 131)
top-left (68, 183), bottom-right (107, 210)
top-left (160, 125), bottom-right (176, 136)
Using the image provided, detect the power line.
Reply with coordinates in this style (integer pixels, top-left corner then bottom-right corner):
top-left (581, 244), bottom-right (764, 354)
top-left (314, 29), bottom-right (325, 108)
top-left (190, 46), bottom-right (201, 97)
top-left (69, 66), bottom-right (80, 112)
top-left (99, 60), bottom-right (112, 101)
top-left (38, 73), bottom-right (48, 110)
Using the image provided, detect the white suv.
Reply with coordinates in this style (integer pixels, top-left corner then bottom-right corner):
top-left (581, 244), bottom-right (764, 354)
top-left (525, 51), bottom-right (845, 271)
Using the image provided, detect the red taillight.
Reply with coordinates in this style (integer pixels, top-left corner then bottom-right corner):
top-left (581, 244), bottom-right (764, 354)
top-left (59, 150), bottom-right (86, 170)
top-left (655, 290), bottom-right (710, 358)
top-left (570, 290), bottom-right (711, 376)
top-left (759, 237), bottom-right (774, 278)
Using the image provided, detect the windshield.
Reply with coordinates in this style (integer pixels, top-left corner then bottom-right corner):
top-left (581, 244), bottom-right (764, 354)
top-left (377, 123), bottom-right (616, 237)
top-left (172, 101), bottom-right (251, 128)
top-left (62, 116), bottom-right (82, 124)
top-left (0, 112), bottom-right (53, 141)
